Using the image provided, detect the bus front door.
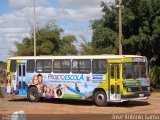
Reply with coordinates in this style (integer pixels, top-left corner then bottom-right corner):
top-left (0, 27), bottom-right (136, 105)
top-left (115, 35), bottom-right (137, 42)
top-left (109, 63), bottom-right (121, 101)
top-left (18, 64), bottom-right (27, 95)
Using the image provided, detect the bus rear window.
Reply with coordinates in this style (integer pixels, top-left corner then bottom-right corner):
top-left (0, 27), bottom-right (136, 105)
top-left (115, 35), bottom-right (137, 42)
top-left (10, 60), bottom-right (16, 72)
top-left (92, 59), bottom-right (107, 74)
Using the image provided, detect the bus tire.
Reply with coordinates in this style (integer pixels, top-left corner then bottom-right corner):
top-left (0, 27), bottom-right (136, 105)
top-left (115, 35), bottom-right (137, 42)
top-left (28, 87), bottom-right (39, 102)
top-left (94, 90), bottom-right (108, 106)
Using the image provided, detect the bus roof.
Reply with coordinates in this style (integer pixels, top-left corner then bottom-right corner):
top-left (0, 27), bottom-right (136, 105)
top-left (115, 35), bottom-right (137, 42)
top-left (8, 55), bottom-right (145, 60)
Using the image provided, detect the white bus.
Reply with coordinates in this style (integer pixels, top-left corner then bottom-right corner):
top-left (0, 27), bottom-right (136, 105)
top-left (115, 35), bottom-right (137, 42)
top-left (6, 55), bottom-right (150, 106)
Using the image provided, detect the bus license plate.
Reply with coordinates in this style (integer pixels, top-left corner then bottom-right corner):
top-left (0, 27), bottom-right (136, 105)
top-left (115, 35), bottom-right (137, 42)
top-left (139, 94), bottom-right (144, 97)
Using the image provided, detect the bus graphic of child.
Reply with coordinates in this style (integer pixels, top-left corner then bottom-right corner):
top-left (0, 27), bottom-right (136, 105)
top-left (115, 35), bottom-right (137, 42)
top-left (6, 72), bottom-right (11, 94)
top-left (50, 85), bottom-right (54, 98)
top-left (45, 87), bottom-right (51, 98)
top-left (42, 85), bottom-right (47, 97)
top-left (29, 74), bottom-right (44, 95)
top-left (56, 84), bottom-right (62, 98)
top-left (12, 74), bottom-right (17, 94)
top-left (29, 75), bottom-right (38, 85)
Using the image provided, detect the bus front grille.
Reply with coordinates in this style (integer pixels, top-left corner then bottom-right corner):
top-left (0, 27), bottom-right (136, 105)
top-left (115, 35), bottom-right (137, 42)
top-left (127, 86), bottom-right (148, 92)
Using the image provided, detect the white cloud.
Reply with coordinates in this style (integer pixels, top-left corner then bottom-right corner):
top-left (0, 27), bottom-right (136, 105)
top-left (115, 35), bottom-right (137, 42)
top-left (59, 0), bottom-right (100, 8)
top-left (1, 0), bottom-right (113, 61)
top-left (34, 6), bottom-right (102, 22)
top-left (0, 28), bottom-right (27, 34)
top-left (9, 0), bottom-right (48, 9)
top-left (0, 9), bottom-right (32, 61)
top-left (59, 0), bottom-right (115, 8)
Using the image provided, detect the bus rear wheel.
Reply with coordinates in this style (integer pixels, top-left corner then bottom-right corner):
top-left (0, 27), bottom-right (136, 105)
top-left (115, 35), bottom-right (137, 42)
top-left (94, 90), bottom-right (108, 106)
top-left (28, 87), bottom-right (39, 102)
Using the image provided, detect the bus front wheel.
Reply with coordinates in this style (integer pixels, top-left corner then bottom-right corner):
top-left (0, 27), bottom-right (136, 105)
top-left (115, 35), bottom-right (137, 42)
top-left (28, 87), bottom-right (39, 102)
top-left (94, 90), bottom-right (108, 106)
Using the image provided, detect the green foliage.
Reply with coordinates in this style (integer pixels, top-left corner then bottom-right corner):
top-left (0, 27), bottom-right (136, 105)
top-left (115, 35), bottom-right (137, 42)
top-left (59, 35), bottom-right (78, 55)
top-left (80, 36), bottom-right (100, 55)
top-left (149, 66), bottom-right (160, 91)
top-left (122, 0), bottom-right (160, 65)
top-left (14, 21), bottom-right (78, 56)
top-left (83, 0), bottom-right (160, 91)
top-left (91, 18), bottom-right (118, 54)
top-left (0, 61), bottom-right (6, 85)
top-left (89, 0), bottom-right (160, 66)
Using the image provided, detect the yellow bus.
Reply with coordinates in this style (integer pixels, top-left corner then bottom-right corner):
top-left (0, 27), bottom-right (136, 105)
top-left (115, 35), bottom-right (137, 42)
top-left (6, 55), bottom-right (150, 106)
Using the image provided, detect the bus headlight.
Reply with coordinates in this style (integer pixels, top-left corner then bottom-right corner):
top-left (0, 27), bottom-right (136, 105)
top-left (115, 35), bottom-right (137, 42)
top-left (127, 88), bottom-right (132, 92)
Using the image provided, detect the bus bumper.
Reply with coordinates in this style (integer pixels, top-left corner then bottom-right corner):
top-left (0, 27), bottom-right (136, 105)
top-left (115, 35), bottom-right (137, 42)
top-left (121, 92), bottom-right (150, 101)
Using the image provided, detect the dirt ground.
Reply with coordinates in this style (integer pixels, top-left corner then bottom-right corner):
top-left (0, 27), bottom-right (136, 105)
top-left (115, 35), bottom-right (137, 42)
top-left (0, 93), bottom-right (160, 120)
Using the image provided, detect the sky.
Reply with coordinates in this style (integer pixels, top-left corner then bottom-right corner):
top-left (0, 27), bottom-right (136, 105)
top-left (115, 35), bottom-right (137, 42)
top-left (0, 0), bottom-right (115, 62)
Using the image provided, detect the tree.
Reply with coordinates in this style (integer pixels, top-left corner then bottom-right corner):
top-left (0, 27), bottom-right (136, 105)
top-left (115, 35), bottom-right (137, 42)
top-left (91, 2), bottom-right (119, 55)
top-left (0, 61), bottom-right (6, 85)
top-left (14, 21), bottom-right (78, 56)
top-left (80, 36), bottom-right (100, 55)
top-left (91, 0), bottom-right (160, 66)
top-left (59, 35), bottom-right (78, 55)
top-left (122, 0), bottom-right (160, 66)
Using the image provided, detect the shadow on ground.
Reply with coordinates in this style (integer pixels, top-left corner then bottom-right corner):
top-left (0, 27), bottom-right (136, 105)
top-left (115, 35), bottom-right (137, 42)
top-left (108, 101), bottom-right (150, 107)
top-left (8, 97), bottom-right (150, 107)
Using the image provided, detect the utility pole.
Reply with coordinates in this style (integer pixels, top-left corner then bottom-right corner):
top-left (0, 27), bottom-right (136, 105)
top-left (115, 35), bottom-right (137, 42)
top-left (33, 0), bottom-right (36, 56)
top-left (118, 0), bottom-right (122, 55)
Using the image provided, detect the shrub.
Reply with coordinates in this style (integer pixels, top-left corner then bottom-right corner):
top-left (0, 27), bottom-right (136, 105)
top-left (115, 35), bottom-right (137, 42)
top-left (149, 66), bottom-right (160, 92)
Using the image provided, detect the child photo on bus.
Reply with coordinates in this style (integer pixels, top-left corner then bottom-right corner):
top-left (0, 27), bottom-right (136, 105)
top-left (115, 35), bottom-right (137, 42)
top-left (45, 87), bottom-right (51, 98)
top-left (56, 84), bottom-right (63, 98)
top-left (42, 85), bottom-right (47, 97)
top-left (37, 74), bottom-right (44, 93)
top-left (12, 74), bottom-right (17, 94)
top-left (37, 73), bottom-right (43, 85)
top-left (29, 75), bottom-right (38, 85)
top-left (50, 85), bottom-right (54, 98)
top-left (6, 72), bottom-right (11, 94)
top-left (56, 89), bottom-right (62, 98)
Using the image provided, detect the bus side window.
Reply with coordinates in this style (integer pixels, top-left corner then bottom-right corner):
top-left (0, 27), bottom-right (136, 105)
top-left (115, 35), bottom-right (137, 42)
top-left (10, 60), bottom-right (17, 72)
top-left (36, 60), bottom-right (52, 73)
top-left (92, 59), bottom-right (107, 74)
top-left (72, 60), bottom-right (79, 73)
top-left (27, 60), bottom-right (35, 73)
top-left (44, 60), bottom-right (52, 72)
top-left (72, 59), bottom-right (91, 74)
top-left (36, 61), bottom-right (43, 72)
top-left (61, 60), bottom-right (71, 73)
top-left (53, 60), bottom-right (71, 73)
top-left (111, 65), bottom-right (114, 79)
top-left (53, 60), bottom-right (61, 73)
top-left (79, 60), bottom-right (91, 73)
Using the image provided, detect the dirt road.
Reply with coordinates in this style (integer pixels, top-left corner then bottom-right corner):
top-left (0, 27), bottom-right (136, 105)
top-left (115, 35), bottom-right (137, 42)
top-left (0, 93), bottom-right (160, 120)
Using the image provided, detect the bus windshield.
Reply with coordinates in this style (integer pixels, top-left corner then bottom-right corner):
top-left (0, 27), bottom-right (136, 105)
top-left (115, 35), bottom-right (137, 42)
top-left (123, 62), bottom-right (147, 79)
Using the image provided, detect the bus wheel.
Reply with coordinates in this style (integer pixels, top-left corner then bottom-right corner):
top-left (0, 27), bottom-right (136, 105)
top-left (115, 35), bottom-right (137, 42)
top-left (28, 87), bottom-right (39, 102)
top-left (94, 91), bottom-right (107, 106)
